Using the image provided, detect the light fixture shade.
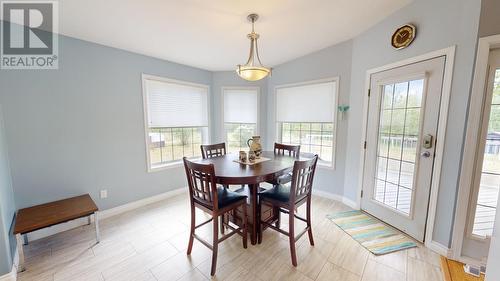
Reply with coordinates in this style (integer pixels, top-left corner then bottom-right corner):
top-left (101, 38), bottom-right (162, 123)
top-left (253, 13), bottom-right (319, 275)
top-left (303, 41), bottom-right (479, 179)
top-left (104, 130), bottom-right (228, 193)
top-left (236, 14), bottom-right (271, 81)
top-left (236, 65), bottom-right (271, 81)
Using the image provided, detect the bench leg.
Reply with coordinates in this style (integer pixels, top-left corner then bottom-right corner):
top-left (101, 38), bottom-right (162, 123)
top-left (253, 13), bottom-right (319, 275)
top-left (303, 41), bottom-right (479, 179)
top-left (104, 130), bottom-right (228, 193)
top-left (23, 234), bottom-right (28, 245)
top-left (94, 212), bottom-right (100, 243)
top-left (16, 234), bottom-right (26, 272)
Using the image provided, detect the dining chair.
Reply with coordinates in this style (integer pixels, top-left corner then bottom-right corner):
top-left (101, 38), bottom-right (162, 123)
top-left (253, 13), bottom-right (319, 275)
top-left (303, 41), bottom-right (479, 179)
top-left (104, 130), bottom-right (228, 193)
top-left (200, 143), bottom-right (226, 159)
top-left (183, 157), bottom-right (248, 276)
top-left (200, 142), bottom-right (245, 234)
top-left (267, 143), bottom-right (301, 186)
top-left (257, 155), bottom-right (319, 266)
top-left (274, 143), bottom-right (300, 158)
top-left (265, 143), bottom-right (302, 228)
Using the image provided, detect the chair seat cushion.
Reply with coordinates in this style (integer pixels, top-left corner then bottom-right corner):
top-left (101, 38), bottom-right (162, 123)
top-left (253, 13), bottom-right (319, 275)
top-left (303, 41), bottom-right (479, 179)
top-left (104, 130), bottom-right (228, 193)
top-left (217, 188), bottom-right (247, 208)
top-left (259, 184), bottom-right (291, 203)
top-left (277, 173), bottom-right (293, 185)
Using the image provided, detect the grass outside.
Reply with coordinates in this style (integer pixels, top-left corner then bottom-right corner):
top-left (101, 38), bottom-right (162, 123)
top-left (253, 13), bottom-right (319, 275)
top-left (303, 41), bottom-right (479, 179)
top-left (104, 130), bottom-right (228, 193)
top-left (150, 145), bottom-right (201, 165)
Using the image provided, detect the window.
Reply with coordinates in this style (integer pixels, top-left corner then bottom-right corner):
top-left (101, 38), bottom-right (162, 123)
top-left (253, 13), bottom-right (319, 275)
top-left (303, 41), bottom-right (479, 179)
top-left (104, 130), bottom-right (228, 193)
top-left (142, 75), bottom-right (209, 170)
top-left (223, 88), bottom-right (259, 153)
top-left (471, 68), bottom-right (500, 237)
top-left (276, 79), bottom-right (338, 167)
top-left (374, 80), bottom-right (424, 215)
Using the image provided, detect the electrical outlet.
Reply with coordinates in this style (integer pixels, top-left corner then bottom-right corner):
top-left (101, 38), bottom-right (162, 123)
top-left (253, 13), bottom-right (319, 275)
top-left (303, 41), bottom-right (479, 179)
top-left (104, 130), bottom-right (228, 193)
top-left (100, 189), bottom-right (108, 199)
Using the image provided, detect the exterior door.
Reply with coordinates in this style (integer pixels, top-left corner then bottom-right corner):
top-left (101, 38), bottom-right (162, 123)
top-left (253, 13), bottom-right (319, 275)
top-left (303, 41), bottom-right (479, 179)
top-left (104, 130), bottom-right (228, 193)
top-left (361, 56), bottom-right (446, 242)
top-left (462, 49), bottom-right (500, 261)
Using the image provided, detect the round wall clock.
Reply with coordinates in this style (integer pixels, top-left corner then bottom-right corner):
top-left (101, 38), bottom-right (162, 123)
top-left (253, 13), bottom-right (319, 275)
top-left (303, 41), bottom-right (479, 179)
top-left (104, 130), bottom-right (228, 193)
top-left (391, 24), bottom-right (416, 50)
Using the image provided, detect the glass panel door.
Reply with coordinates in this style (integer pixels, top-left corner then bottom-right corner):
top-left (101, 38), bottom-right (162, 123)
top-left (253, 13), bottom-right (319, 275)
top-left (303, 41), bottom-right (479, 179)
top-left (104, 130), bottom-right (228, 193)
top-left (361, 56), bottom-right (445, 242)
top-left (374, 80), bottom-right (424, 215)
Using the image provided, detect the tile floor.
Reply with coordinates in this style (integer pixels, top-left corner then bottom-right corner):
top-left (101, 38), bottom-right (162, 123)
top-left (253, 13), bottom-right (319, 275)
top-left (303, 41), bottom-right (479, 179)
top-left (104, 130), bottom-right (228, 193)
top-left (17, 193), bottom-right (444, 281)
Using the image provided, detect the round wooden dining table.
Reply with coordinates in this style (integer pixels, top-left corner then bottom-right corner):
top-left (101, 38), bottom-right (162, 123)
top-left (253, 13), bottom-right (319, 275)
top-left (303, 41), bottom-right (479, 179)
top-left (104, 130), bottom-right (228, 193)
top-left (195, 151), bottom-right (310, 245)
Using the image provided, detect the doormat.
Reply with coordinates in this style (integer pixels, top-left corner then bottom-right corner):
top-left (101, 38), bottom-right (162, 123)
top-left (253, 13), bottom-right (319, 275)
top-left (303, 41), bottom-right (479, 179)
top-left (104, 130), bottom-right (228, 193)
top-left (327, 210), bottom-right (417, 255)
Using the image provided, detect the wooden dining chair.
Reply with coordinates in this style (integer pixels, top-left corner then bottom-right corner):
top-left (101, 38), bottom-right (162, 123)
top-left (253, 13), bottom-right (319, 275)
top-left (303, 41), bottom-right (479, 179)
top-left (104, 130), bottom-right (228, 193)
top-left (266, 143), bottom-right (302, 227)
top-left (268, 143), bottom-right (301, 186)
top-left (200, 142), bottom-right (245, 234)
top-left (183, 157), bottom-right (248, 276)
top-left (258, 155), bottom-right (319, 266)
top-left (200, 143), bottom-right (227, 159)
top-left (274, 143), bottom-right (301, 158)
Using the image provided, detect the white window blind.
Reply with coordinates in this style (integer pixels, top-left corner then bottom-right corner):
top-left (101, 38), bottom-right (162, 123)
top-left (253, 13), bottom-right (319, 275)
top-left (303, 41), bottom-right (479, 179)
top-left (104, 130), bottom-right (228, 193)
top-left (145, 79), bottom-right (209, 128)
top-left (223, 89), bottom-right (258, 123)
top-left (276, 81), bottom-right (336, 122)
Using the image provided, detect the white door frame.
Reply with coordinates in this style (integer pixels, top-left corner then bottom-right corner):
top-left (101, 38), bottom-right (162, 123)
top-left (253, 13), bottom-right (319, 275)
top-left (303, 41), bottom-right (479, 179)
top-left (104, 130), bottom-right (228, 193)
top-left (357, 46), bottom-right (456, 254)
top-left (452, 34), bottom-right (500, 265)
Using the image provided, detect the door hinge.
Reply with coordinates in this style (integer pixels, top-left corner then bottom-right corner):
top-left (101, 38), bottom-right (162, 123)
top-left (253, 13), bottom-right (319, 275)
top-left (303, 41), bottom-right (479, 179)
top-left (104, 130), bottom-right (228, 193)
top-left (361, 190), bottom-right (364, 198)
top-left (368, 89), bottom-right (371, 97)
top-left (364, 141), bottom-right (367, 149)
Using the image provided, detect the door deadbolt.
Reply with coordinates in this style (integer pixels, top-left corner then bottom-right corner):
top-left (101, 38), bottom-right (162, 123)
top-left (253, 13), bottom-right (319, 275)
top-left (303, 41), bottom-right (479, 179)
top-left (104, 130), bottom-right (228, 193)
top-left (423, 134), bottom-right (433, 149)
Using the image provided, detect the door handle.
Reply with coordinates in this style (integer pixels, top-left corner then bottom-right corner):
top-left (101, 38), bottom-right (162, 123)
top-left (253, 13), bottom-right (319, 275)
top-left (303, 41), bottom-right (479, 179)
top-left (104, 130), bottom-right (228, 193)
top-left (421, 151), bottom-right (431, 158)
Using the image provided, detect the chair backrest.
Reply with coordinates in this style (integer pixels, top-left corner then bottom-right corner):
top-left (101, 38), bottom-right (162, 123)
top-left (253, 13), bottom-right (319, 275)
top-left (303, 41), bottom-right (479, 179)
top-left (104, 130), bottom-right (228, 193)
top-left (290, 155), bottom-right (319, 204)
top-left (200, 143), bottom-right (226, 159)
top-left (183, 157), bottom-right (218, 209)
top-left (274, 143), bottom-right (300, 158)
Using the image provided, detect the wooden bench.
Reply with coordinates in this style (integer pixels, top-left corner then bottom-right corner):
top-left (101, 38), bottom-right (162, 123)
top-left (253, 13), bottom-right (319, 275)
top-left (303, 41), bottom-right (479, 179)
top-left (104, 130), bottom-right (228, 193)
top-left (14, 194), bottom-right (99, 272)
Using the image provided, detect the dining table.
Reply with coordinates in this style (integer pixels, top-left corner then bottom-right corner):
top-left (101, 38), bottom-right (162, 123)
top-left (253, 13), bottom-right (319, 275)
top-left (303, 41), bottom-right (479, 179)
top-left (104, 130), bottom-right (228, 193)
top-left (195, 150), bottom-right (312, 245)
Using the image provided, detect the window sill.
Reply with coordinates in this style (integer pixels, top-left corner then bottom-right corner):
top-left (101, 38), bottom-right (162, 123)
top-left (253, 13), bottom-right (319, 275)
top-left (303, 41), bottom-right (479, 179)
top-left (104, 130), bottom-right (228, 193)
top-left (148, 161), bottom-right (184, 172)
top-left (318, 162), bottom-right (335, 170)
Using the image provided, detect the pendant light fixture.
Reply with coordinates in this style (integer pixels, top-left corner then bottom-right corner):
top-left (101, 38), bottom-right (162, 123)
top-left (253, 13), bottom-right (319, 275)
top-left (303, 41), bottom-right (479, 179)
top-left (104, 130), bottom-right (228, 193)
top-left (236, 14), bottom-right (271, 81)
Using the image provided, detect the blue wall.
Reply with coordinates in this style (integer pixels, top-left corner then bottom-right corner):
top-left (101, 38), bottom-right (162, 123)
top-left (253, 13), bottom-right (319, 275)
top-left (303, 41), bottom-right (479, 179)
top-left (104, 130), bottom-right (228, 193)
top-left (479, 0), bottom-right (500, 37)
top-left (0, 107), bottom-right (16, 276)
top-left (265, 40), bottom-right (353, 196)
top-left (211, 71), bottom-right (268, 143)
top-left (260, 0), bottom-right (482, 247)
top-left (0, 34), bottom-right (212, 210)
top-left (344, 0), bottom-right (481, 246)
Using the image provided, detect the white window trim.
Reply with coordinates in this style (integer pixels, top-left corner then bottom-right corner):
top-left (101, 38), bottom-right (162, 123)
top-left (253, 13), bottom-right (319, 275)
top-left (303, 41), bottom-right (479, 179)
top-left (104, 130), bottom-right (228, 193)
top-left (453, 35), bottom-right (500, 264)
top-left (274, 77), bottom-right (340, 170)
top-left (221, 86), bottom-right (261, 144)
top-left (141, 73), bottom-right (211, 172)
top-left (465, 52), bottom-right (500, 241)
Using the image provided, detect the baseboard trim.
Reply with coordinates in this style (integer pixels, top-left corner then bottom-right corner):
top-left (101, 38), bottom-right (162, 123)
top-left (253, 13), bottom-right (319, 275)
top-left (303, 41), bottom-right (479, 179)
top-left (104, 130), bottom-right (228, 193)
top-left (0, 248), bottom-right (18, 281)
top-left (99, 188), bottom-right (185, 220)
top-left (427, 240), bottom-right (453, 257)
top-left (0, 268), bottom-right (15, 281)
top-left (313, 190), bottom-right (359, 209)
top-left (455, 254), bottom-right (487, 267)
top-left (26, 188), bottom-right (186, 242)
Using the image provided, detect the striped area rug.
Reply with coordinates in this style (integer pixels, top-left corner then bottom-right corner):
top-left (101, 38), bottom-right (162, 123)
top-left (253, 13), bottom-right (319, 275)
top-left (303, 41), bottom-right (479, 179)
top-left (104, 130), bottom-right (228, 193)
top-left (327, 210), bottom-right (417, 255)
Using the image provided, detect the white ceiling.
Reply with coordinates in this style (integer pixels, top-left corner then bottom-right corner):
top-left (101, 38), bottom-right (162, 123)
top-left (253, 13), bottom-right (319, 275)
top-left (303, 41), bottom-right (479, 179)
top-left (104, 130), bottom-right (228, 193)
top-left (57, 0), bottom-right (411, 71)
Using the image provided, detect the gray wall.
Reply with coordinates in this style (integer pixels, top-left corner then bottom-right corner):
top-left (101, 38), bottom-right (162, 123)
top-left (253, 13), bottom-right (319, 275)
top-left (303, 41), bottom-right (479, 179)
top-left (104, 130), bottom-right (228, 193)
top-left (266, 40), bottom-right (353, 195)
top-left (0, 107), bottom-right (16, 276)
top-left (343, 0), bottom-right (481, 246)
top-left (211, 71), bottom-right (267, 143)
top-left (0, 34), bottom-right (212, 210)
top-left (479, 0), bottom-right (500, 37)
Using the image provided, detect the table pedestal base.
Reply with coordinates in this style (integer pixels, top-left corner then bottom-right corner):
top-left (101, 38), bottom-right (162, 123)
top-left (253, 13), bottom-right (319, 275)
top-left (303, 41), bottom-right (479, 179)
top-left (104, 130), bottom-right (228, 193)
top-left (227, 185), bottom-right (278, 245)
